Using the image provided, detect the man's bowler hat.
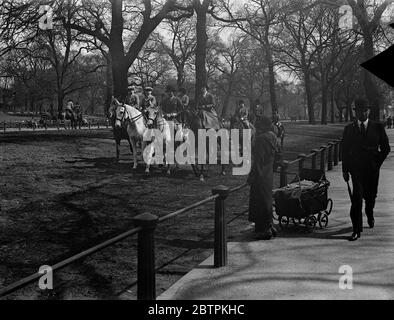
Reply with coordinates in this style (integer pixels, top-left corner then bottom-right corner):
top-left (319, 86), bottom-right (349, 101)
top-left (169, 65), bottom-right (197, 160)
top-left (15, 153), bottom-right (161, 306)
top-left (354, 98), bottom-right (370, 111)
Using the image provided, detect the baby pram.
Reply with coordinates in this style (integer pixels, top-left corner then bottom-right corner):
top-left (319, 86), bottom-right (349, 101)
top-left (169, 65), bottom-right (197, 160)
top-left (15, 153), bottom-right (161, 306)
top-left (273, 169), bottom-right (333, 231)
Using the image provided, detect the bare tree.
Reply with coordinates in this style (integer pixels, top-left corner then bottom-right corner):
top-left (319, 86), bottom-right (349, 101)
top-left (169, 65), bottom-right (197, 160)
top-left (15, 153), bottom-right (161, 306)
top-left (211, 36), bottom-right (244, 117)
top-left (213, 0), bottom-right (294, 115)
top-left (158, 18), bottom-right (196, 88)
top-left (63, 0), bottom-right (193, 100)
top-left (309, 4), bottom-right (358, 124)
top-left (346, 0), bottom-right (394, 120)
top-left (278, 0), bottom-right (328, 124)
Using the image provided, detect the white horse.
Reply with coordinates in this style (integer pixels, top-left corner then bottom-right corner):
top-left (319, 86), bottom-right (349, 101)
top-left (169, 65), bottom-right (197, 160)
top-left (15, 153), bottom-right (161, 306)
top-left (112, 97), bottom-right (182, 174)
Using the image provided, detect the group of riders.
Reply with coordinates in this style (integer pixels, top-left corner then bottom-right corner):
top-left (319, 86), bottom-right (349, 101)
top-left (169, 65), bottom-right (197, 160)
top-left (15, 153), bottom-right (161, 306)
top-left (110, 84), bottom-right (285, 145)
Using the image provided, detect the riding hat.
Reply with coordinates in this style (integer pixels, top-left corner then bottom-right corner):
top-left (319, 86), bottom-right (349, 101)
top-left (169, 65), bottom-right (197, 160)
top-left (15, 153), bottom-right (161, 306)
top-left (145, 86), bottom-right (153, 92)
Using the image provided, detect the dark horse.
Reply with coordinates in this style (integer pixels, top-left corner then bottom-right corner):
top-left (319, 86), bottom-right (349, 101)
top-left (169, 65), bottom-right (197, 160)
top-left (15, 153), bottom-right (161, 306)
top-left (230, 114), bottom-right (255, 155)
top-left (183, 102), bottom-right (227, 181)
top-left (108, 104), bottom-right (134, 162)
top-left (64, 109), bottom-right (78, 130)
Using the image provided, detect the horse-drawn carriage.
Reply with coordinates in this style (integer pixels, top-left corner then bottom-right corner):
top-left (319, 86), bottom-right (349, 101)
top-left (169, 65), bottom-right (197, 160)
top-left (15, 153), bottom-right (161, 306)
top-left (273, 168), bottom-right (333, 231)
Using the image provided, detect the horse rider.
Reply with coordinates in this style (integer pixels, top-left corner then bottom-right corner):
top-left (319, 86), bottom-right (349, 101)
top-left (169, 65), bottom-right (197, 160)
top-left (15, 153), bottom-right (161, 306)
top-left (272, 111), bottom-right (280, 125)
top-left (386, 115), bottom-right (392, 129)
top-left (179, 88), bottom-right (190, 109)
top-left (127, 84), bottom-right (140, 109)
top-left (235, 100), bottom-right (250, 128)
top-left (74, 101), bottom-right (82, 128)
top-left (65, 99), bottom-right (74, 117)
top-left (178, 87), bottom-right (190, 125)
top-left (74, 101), bottom-right (81, 114)
top-left (197, 85), bottom-right (220, 130)
top-left (140, 86), bottom-right (158, 126)
top-left (162, 85), bottom-right (183, 123)
top-left (141, 86), bottom-right (157, 109)
top-left (272, 111), bottom-right (282, 135)
top-left (254, 99), bottom-right (264, 122)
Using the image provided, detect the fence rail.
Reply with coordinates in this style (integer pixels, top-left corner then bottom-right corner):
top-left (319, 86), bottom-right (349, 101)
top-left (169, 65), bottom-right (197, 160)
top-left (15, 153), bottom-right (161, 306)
top-left (1, 120), bottom-right (110, 133)
top-left (0, 139), bottom-right (342, 300)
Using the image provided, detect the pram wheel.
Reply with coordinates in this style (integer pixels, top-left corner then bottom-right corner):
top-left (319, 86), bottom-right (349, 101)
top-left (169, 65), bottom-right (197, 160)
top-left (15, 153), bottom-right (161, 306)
top-left (292, 218), bottom-right (301, 226)
top-left (326, 198), bottom-right (333, 215)
top-left (305, 216), bottom-right (317, 231)
top-left (279, 216), bottom-right (289, 229)
top-left (318, 213), bottom-right (329, 229)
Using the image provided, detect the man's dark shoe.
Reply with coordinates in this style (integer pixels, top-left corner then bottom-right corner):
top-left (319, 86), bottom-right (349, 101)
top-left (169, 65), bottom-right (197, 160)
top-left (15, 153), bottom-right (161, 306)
top-left (348, 232), bottom-right (360, 241)
top-left (368, 218), bottom-right (375, 229)
top-left (271, 227), bottom-right (278, 238)
top-left (255, 232), bottom-right (273, 240)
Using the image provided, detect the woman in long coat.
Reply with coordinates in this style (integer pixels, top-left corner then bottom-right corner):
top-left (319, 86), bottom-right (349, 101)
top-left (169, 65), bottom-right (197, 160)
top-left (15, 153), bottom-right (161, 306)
top-left (248, 116), bottom-right (282, 240)
top-left (197, 85), bottom-right (220, 130)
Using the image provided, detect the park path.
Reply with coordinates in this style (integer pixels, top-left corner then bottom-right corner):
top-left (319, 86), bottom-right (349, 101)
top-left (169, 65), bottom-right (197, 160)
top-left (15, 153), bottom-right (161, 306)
top-left (158, 130), bottom-right (394, 300)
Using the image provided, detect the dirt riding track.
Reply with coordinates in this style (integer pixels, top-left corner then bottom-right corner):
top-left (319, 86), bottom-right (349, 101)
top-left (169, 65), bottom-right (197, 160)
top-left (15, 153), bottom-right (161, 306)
top-left (0, 123), bottom-right (345, 299)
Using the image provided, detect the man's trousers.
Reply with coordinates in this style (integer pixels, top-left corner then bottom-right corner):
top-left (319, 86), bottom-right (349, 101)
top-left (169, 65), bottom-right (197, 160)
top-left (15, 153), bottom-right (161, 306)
top-left (350, 171), bottom-right (379, 233)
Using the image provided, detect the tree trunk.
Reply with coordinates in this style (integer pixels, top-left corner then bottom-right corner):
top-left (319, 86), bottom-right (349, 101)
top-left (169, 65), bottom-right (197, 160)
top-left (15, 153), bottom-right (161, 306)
top-left (221, 81), bottom-right (233, 118)
top-left (265, 41), bottom-right (278, 115)
top-left (111, 56), bottom-right (128, 101)
top-left (345, 101), bottom-right (353, 122)
top-left (105, 60), bottom-right (113, 115)
top-left (194, 3), bottom-right (208, 103)
top-left (330, 90), bottom-right (335, 123)
top-left (363, 33), bottom-right (381, 121)
top-left (304, 71), bottom-right (315, 124)
top-left (57, 91), bottom-right (64, 116)
top-left (321, 84), bottom-right (328, 125)
top-left (177, 66), bottom-right (185, 88)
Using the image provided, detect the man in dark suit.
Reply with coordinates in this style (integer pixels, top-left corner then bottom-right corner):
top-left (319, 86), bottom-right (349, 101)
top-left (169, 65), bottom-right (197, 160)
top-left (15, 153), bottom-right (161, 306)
top-left (341, 98), bottom-right (391, 241)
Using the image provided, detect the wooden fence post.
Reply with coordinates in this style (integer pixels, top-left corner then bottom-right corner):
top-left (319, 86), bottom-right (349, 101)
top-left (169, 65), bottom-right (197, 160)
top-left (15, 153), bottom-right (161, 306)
top-left (320, 146), bottom-right (327, 171)
top-left (3, 121), bottom-right (6, 133)
top-left (298, 154), bottom-right (307, 176)
top-left (19, 123), bottom-right (21, 131)
top-left (311, 149), bottom-right (319, 170)
top-left (327, 143), bottom-right (334, 171)
top-left (212, 186), bottom-right (230, 268)
top-left (333, 140), bottom-right (339, 166)
top-left (280, 161), bottom-right (289, 187)
top-left (133, 212), bottom-right (159, 300)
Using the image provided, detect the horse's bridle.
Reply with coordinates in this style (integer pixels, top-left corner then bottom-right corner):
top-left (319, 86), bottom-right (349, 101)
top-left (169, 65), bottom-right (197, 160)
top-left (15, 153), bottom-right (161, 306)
top-left (145, 109), bottom-right (166, 131)
top-left (114, 103), bottom-right (144, 125)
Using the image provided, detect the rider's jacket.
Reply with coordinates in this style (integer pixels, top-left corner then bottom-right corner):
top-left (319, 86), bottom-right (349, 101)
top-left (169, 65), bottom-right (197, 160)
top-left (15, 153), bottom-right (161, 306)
top-left (236, 106), bottom-right (249, 120)
top-left (65, 101), bottom-right (74, 112)
top-left (163, 96), bottom-right (183, 116)
top-left (199, 92), bottom-right (215, 111)
top-left (128, 93), bottom-right (140, 108)
top-left (180, 94), bottom-right (190, 109)
top-left (141, 95), bottom-right (157, 110)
